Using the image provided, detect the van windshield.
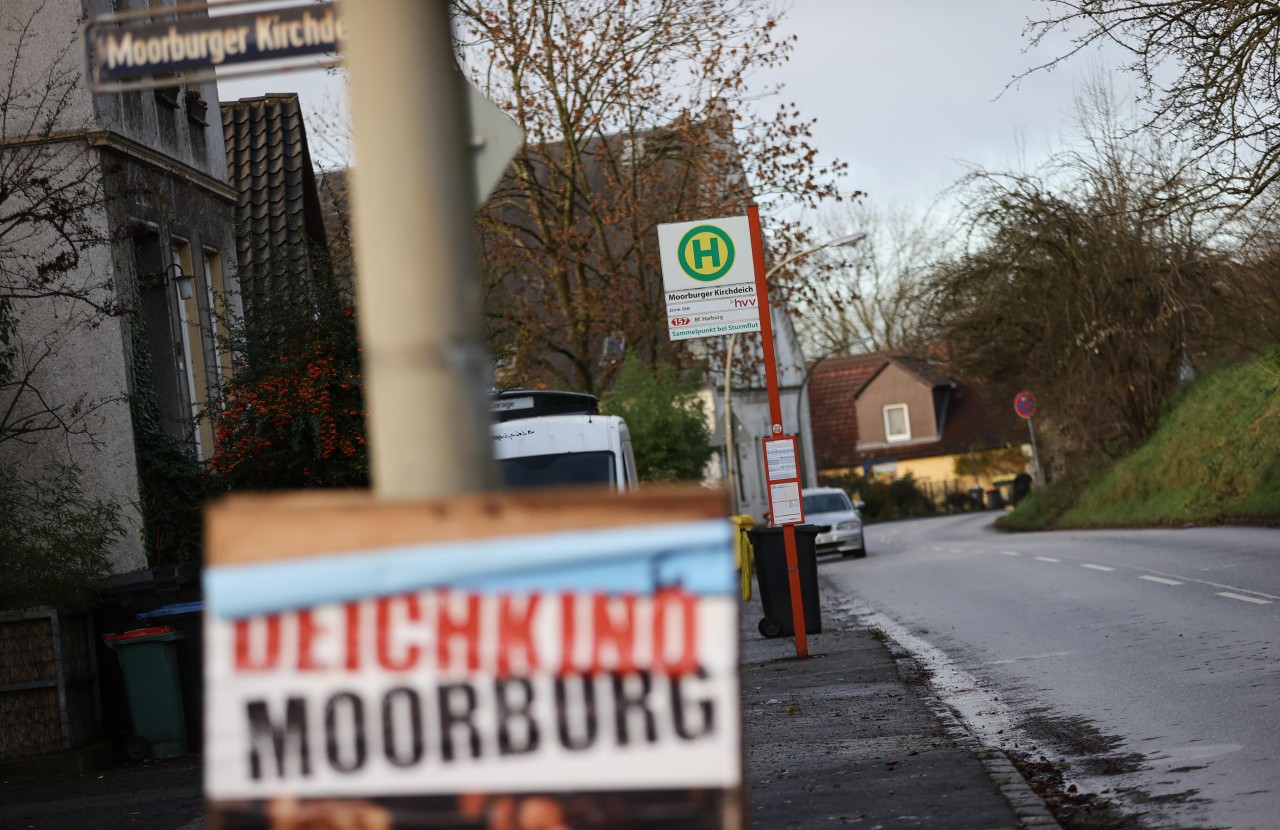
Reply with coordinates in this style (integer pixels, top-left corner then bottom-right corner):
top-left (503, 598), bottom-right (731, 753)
top-left (498, 451), bottom-right (617, 490)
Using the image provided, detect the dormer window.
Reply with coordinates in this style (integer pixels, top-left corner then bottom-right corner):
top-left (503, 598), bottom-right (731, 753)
top-left (884, 403), bottom-right (910, 442)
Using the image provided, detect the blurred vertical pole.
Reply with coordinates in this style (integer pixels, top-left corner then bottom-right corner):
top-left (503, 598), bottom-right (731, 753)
top-left (342, 1), bottom-right (494, 499)
top-left (1027, 416), bottom-right (1044, 488)
top-left (723, 333), bottom-right (736, 513)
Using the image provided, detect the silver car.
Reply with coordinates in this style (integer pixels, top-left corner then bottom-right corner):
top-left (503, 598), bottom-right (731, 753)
top-left (802, 487), bottom-right (867, 558)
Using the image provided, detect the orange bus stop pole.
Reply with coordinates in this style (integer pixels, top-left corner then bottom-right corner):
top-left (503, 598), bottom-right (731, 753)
top-left (747, 205), bottom-right (808, 659)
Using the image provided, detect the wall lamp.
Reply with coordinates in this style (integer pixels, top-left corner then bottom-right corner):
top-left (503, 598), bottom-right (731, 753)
top-left (148, 263), bottom-right (195, 301)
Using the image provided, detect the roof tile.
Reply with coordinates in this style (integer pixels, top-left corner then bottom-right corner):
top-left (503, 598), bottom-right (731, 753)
top-left (220, 94), bottom-right (328, 294)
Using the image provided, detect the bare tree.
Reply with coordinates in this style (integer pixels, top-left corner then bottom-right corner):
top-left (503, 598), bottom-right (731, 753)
top-left (1024, 1), bottom-right (1280, 203)
top-left (1208, 189), bottom-right (1280, 353)
top-left (1, 2), bottom-right (119, 449)
top-left (0, 1), bottom-right (134, 590)
top-left (793, 203), bottom-right (949, 358)
top-left (454, 0), bottom-right (849, 394)
top-left (924, 77), bottom-right (1227, 462)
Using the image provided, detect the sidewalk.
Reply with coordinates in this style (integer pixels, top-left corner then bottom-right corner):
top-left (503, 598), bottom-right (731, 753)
top-left (1, 574), bottom-right (1061, 830)
top-left (740, 573), bottom-right (1062, 829)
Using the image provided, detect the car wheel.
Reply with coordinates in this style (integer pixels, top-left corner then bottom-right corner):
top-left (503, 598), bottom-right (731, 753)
top-left (852, 546), bottom-right (867, 559)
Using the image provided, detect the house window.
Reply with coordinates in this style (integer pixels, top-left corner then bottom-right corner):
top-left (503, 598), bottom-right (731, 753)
top-left (620, 135), bottom-right (645, 167)
top-left (203, 248), bottom-right (232, 389)
top-left (883, 403), bottom-right (910, 442)
top-left (171, 239), bottom-right (206, 456)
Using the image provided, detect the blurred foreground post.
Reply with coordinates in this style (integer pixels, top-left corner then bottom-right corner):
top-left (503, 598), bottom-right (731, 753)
top-left (342, 0), bottom-right (493, 498)
top-left (199, 6), bottom-right (746, 827)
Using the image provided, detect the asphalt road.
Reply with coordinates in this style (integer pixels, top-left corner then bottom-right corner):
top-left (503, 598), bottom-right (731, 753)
top-left (819, 512), bottom-right (1280, 830)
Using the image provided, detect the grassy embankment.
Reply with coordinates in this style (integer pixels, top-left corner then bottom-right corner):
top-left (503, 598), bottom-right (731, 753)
top-left (998, 347), bottom-right (1280, 531)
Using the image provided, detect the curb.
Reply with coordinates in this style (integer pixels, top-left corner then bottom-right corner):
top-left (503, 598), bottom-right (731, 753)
top-left (876, 629), bottom-right (1064, 830)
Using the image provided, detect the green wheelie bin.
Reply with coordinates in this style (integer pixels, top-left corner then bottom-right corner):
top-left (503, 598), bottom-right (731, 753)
top-left (103, 625), bottom-right (187, 759)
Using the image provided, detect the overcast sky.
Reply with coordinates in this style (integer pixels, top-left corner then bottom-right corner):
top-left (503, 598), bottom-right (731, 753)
top-left (764, 1), bottom-right (1107, 213)
top-left (217, 1), bottom-right (1117, 217)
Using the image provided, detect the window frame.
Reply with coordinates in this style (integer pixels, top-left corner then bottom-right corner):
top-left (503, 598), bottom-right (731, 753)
top-left (170, 239), bottom-right (203, 456)
top-left (202, 247), bottom-right (232, 390)
top-left (883, 403), bottom-right (911, 443)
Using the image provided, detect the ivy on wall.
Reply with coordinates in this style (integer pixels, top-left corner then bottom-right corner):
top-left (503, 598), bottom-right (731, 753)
top-left (128, 305), bottom-right (205, 566)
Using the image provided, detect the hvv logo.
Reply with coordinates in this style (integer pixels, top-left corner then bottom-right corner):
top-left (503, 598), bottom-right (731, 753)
top-left (732, 297), bottom-right (757, 308)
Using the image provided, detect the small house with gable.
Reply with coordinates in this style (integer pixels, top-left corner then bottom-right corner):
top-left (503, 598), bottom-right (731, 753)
top-left (809, 353), bottom-right (1031, 506)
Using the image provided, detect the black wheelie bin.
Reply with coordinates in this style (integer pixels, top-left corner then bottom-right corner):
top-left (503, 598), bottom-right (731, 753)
top-left (747, 524), bottom-right (822, 638)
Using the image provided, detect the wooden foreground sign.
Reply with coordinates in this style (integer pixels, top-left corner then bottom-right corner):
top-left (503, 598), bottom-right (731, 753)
top-left (204, 487), bottom-right (742, 829)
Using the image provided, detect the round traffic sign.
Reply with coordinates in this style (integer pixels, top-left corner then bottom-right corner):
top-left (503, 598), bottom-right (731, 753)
top-left (1014, 391), bottom-right (1037, 419)
top-left (676, 224), bottom-right (735, 282)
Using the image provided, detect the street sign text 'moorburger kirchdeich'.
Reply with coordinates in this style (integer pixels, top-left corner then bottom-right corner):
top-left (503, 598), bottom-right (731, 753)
top-left (85, 1), bottom-right (344, 91)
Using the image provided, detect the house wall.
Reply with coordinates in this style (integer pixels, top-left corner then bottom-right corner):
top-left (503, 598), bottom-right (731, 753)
top-left (107, 153), bottom-right (238, 453)
top-left (25, 0), bottom-right (227, 174)
top-left (20, 0), bottom-right (98, 130)
top-left (859, 449), bottom-right (1032, 507)
top-left (0, 212), bottom-right (148, 574)
top-left (1, 1), bottom-right (138, 572)
top-left (868, 454), bottom-right (965, 489)
top-left (710, 301), bottom-right (813, 521)
top-left (856, 363), bottom-right (939, 449)
top-left (2, 0), bottom-right (238, 574)
top-left (92, 60), bottom-right (229, 185)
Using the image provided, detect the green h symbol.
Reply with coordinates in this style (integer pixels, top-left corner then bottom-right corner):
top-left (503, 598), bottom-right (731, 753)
top-left (677, 224), bottom-right (734, 281)
top-left (692, 234), bottom-right (720, 270)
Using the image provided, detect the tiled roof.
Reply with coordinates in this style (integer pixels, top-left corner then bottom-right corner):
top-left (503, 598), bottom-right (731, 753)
top-left (809, 352), bottom-right (1027, 471)
top-left (855, 377), bottom-right (1026, 465)
top-left (934, 380), bottom-right (1027, 456)
top-left (220, 94), bottom-right (327, 304)
top-left (850, 355), bottom-right (954, 399)
top-left (808, 352), bottom-right (885, 470)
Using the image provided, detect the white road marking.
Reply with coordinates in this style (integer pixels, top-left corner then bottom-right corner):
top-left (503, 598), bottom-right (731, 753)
top-left (1129, 569), bottom-right (1280, 601)
top-left (1216, 591), bottom-right (1272, 606)
top-left (977, 540), bottom-right (1280, 607)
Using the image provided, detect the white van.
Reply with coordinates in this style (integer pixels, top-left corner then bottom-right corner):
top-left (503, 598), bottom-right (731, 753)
top-left (490, 391), bottom-right (639, 492)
